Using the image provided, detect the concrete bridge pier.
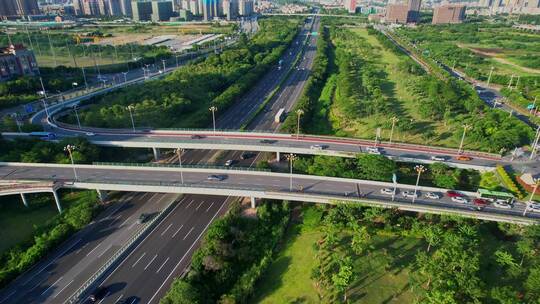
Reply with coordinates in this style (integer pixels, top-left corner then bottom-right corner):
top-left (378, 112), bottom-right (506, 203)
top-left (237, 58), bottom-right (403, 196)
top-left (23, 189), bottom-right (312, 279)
top-left (152, 148), bottom-right (161, 160)
top-left (52, 190), bottom-right (62, 213)
top-left (275, 151), bottom-right (280, 162)
top-left (96, 189), bottom-right (108, 202)
top-left (250, 196), bottom-right (257, 209)
top-left (20, 193), bottom-right (28, 207)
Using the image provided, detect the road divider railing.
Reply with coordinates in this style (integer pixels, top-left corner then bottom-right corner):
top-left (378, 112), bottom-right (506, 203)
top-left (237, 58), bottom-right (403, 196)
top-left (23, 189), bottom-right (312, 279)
top-left (66, 196), bottom-right (181, 304)
top-left (92, 162), bottom-right (271, 172)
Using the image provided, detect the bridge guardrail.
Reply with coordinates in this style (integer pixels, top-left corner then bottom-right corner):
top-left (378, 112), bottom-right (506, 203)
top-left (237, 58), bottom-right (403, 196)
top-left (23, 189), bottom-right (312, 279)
top-left (91, 162), bottom-right (271, 172)
top-left (66, 196), bottom-right (180, 304)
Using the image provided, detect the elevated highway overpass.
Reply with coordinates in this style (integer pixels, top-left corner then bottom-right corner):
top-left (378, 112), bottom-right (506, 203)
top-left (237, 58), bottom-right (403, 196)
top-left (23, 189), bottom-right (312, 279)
top-left (1, 162), bottom-right (538, 225)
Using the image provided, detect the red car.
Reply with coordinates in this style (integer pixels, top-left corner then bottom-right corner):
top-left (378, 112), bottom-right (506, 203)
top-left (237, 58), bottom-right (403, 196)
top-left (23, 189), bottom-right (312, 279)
top-left (446, 190), bottom-right (463, 198)
top-left (473, 198), bottom-right (489, 207)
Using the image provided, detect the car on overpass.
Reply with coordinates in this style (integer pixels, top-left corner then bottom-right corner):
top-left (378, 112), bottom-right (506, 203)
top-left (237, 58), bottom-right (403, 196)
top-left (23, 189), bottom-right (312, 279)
top-left (455, 155), bottom-right (473, 161)
top-left (207, 174), bottom-right (227, 181)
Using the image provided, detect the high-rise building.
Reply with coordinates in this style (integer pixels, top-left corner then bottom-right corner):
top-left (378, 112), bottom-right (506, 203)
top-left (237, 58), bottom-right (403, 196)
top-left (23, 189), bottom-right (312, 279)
top-left (120, 0), bottom-right (133, 16)
top-left (432, 4), bottom-right (466, 24)
top-left (189, 0), bottom-right (199, 15)
top-left (151, 0), bottom-right (173, 21)
top-left (74, 0), bottom-right (101, 15)
top-left (203, 0), bottom-right (220, 20)
top-left (385, 3), bottom-right (408, 23)
top-left (131, 0), bottom-right (152, 20)
top-left (238, 0), bottom-right (252, 16)
top-left (223, 0), bottom-right (237, 20)
top-left (406, 0), bottom-right (421, 23)
top-left (0, 44), bottom-right (39, 82)
top-left (0, 0), bottom-right (40, 17)
top-left (344, 0), bottom-right (356, 13)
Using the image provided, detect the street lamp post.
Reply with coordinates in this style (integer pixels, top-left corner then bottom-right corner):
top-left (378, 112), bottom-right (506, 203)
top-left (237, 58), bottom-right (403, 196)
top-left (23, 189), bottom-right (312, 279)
top-left (523, 178), bottom-right (539, 217)
top-left (175, 148), bottom-right (185, 184)
top-left (530, 97), bottom-right (537, 115)
top-left (81, 66), bottom-right (88, 91)
top-left (389, 116), bottom-right (399, 144)
top-left (413, 165), bottom-right (426, 203)
top-left (127, 105), bottom-right (136, 132)
top-left (176, 56), bottom-right (179, 67)
top-left (530, 125), bottom-right (540, 160)
top-left (122, 72), bottom-right (128, 83)
top-left (486, 66), bottom-right (494, 87)
top-left (296, 109), bottom-right (304, 139)
top-left (73, 106), bottom-right (81, 129)
top-left (209, 106), bottom-right (217, 134)
top-left (458, 124), bottom-right (472, 154)
top-left (64, 145), bottom-right (78, 181)
top-left (41, 98), bottom-right (50, 119)
top-left (39, 77), bottom-right (48, 98)
top-left (285, 154), bottom-right (297, 192)
top-left (162, 59), bottom-right (166, 72)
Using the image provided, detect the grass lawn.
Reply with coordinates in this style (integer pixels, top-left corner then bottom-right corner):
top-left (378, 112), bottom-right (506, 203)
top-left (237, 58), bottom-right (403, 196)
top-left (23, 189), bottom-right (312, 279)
top-left (0, 190), bottom-right (85, 255)
top-left (0, 194), bottom-right (61, 254)
top-left (253, 207), bottom-right (422, 304)
top-left (253, 217), bottom-right (322, 304)
top-left (330, 28), bottom-right (468, 150)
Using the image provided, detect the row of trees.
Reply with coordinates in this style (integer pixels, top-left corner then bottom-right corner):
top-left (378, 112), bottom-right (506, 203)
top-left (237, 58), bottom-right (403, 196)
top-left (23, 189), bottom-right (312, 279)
top-left (161, 201), bottom-right (290, 303)
top-left (59, 17), bottom-right (300, 129)
top-left (0, 191), bottom-right (100, 288)
top-left (307, 203), bottom-right (540, 303)
top-left (293, 154), bottom-right (480, 190)
top-left (370, 27), bottom-right (534, 152)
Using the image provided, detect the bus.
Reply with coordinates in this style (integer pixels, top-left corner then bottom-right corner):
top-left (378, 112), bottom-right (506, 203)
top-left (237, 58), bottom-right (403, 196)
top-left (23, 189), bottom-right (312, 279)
top-left (29, 132), bottom-right (57, 140)
top-left (275, 108), bottom-right (286, 123)
top-left (477, 189), bottom-right (514, 203)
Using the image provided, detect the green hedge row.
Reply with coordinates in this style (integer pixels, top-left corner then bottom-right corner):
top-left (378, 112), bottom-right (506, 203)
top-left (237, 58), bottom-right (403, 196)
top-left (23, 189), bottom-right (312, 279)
top-left (496, 165), bottom-right (525, 199)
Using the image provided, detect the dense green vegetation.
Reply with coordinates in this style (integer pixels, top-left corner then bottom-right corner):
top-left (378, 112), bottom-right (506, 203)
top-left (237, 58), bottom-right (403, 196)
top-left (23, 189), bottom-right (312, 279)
top-left (294, 154), bottom-right (481, 191)
top-left (394, 23), bottom-right (540, 113)
top-left (255, 204), bottom-right (540, 303)
top-left (0, 191), bottom-right (100, 288)
top-left (161, 200), bottom-right (290, 303)
top-left (58, 17), bottom-right (300, 129)
top-left (304, 25), bottom-right (533, 153)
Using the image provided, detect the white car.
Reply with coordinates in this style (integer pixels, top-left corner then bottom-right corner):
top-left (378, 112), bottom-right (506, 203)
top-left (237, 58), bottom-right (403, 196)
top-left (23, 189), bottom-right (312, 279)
top-left (529, 203), bottom-right (540, 213)
top-left (451, 196), bottom-right (468, 204)
top-left (494, 201), bottom-right (513, 209)
top-left (430, 155), bottom-right (446, 161)
top-left (310, 145), bottom-right (326, 150)
top-left (425, 192), bottom-right (441, 199)
top-left (380, 188), bottom-right (394, 195)
top-left (224, 160), bottom-right (236, 167)
top-left (366, 147), bottom-right (381, 155)
top-left (402, 191), bottom-right (418, 199)
top-left (85, 132), bottom-right (95, 136)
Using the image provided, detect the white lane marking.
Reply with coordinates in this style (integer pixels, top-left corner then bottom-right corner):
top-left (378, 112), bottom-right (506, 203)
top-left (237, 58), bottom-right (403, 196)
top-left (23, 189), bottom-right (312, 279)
top-left (195, 201), bottom-right (204, 211)
top-left (147, 199), bottom-right (229, 304)
top-left (156, 257), bottom-right (170, 273)
top-left (97, 291), bottom-right (110, 304)
top-left (86, 243), bottom-right (102, 257)
top-left (97, 244), bottom-right (112, 258)
top-left (120, 216), bottom-right (132, 227)
top-left (128, 221), bottom-right (137, 230)
top-left (114, 294), bottom-right (124, 303)
top-left (0, 291), bottom-right (15, 304)
top-left (22, 239), bottom-right (81, 285)
top-left (185, 199), bottom-right (194, 209)
top-left (172, 225), bottom-right (184, 238)
top-left (160, 223), bottom-right (173, 236)
top-left (205, 202), bottom-right (215, 212)
top-left (132, 252), bottom-right (146, 268)
top-left (53, 279), bottom-right (73, 298)
top-left (144, 254), bottom-right (158, 270)
top-left (182, 227), bottom-right (194, 241)
top-left (40, 276), bottom-right (63, 295)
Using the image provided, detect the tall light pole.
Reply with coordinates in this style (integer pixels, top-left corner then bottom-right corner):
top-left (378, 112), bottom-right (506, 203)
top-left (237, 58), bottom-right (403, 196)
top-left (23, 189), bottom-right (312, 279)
top-left (530, 97), bottom-right (537, 116)
top-left (122, 71), bottom-right (128, 83)
top-left (530, 125), bottom-right (540, 160)
top-left (176, 55), bottom-right (179, 67)
top-left (39, 77), bottom-right (48, 98)
top-left (285, 154), bottom-right (297, 192)
top-left (64, 145), bottom-right (78, 181)
top-left (162, 59), bottom-right (166, 72)
top-left (127, 105), bottom-right (136, 132)
top-left (413, 165), bottom-right (426, 203)
top-left (389, 116), bottom-right (399, 144)
top-left (73, 106), bottom-right (81, 129)
top-left (523, 178), bottom-right (539, 217)
top-left (175, 148), bottom-right (185, 184)
top-left (508, 74), bottom-right (514, 90)
top-left (458, 124), bottom-right (472, 154)
top-left (296, 109), bottom-right (304, 139)
top-left (486, 66), bottom-right (494, 87)
top-left (209, 106), bottom-right (217, 133)
top-left (81, 66), bottom-right (88, 91)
